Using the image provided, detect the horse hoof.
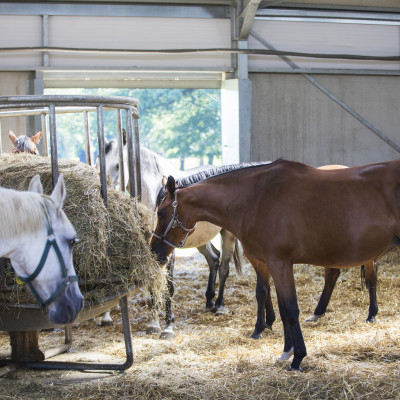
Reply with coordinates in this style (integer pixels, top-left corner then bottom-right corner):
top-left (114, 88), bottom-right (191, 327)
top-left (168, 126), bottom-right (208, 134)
top-left (278, 347), bottom-right (294, 361)
top-left (304, 314), bottom-right (322, 323)
top-left (146, 320), bottom-right (162, 335)
top-left (366, 316), bottom-right (376, 323)
top-left (100, 320), bottom-right (113, 327)
top-left (215, 306), bottom-right (229, 316)
top-left (160, 326), bottom-right (175, 340)
top-left (206, 302), bottom-right (215, 311)
top-left (250, 332), bottom-right (262, 340)
top-left (289, 366), bottom-right (303, 372)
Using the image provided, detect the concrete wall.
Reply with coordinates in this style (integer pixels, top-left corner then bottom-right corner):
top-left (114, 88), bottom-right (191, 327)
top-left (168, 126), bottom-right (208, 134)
top-left (250, 73), bottom-right (400, 166)
top-left (0, 72), bottom-right (32, 154)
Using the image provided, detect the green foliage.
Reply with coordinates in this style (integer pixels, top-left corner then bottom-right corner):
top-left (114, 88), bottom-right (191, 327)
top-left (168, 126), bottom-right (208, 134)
top-left (44, 88), bottom-right (221, 169)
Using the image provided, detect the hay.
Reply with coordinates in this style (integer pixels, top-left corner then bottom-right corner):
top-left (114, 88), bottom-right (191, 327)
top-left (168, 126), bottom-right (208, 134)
top-left (0, 249), bottom-right (399, 399)
top-left (0, 245), bottom-right (398, 398)
top-left (0, 153), bottom-right (166, 305)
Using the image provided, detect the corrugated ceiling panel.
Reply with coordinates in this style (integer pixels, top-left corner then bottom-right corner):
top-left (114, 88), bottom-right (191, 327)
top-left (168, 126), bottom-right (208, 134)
top-left (249, 20), bottom-right (400, 70)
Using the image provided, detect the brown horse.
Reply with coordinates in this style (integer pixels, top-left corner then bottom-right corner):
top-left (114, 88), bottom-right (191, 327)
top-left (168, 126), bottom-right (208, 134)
top-left (250, 164), bottom-right (378, 333)
top-left (151, 159), bottom-right (400, 370)
top-left (306, 165), bottom-right (377, 323)
top-left (8, 130), bottom-right (42, 155)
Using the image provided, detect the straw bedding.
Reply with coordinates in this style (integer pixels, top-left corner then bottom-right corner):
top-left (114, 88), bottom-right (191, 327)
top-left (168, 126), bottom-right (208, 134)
top-left (0, 153), bottom-right (165, 305)
top-left (0, 248), bottom-right (399, 399)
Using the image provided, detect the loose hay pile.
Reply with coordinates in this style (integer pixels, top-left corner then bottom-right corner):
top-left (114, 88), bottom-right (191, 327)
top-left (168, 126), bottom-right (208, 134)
top-left (0, 153), bottom-right (166, 306)
top-left (1, 249), bottom-right (399, 399)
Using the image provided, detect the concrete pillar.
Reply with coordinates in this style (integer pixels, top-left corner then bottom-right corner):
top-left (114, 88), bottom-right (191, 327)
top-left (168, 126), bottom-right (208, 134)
top-left (221, 78), bottom-right (252, 164)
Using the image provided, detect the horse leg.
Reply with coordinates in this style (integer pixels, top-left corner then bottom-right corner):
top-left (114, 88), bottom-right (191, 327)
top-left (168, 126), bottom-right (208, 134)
top-left (250, 272), bottom-right (269, 339)
top-left (265, 278), bottom-right (276, 330)
top-left (160, 252), bottom-right (176, 339)
top-left (305, 267), bottom-right (341, 323)
top-left (270, 260), bottom-right (307, 371)
top-left (100, 311), bottom-right (114, 326)
top-left (363, 260), bottom-right (378, 323)
top-left (214, 230), bottom-right (236, 315)
top-left (146, 294), bottom-right (162, 335)
top-left (197, 243), bottom-right (219, 311)
top-left (147, 252), bottom-right (176, 336)
top-left (244, 252), bottom-right (275, 339)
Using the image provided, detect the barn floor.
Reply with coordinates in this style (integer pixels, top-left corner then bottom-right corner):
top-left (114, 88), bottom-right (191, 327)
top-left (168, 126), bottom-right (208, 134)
top-left (0, 249), bottom-right (400, 399)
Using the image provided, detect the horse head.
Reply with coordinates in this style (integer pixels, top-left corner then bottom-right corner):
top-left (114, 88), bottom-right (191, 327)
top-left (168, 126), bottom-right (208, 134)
top-left (7, 174), bottom-right (84, 324)
top-left (8, 130), bottom-right (42, 155)
top-left (96, 129), bottom-right (128, 191)
top-left (150, 175), bottom-right (196, 264)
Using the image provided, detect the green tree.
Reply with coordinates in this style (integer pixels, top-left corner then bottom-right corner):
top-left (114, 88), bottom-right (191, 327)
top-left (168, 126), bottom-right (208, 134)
top-left (146, 89), bottom-right (221, 169)
top-left (44, 87), bottom-right (221, 169)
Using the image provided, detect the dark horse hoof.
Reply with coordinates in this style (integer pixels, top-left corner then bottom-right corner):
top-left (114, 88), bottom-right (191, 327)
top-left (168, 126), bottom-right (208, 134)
top-left (289, 366), bottom-right (303, 372)
top-left (250, 331), bottom-right (262, 340)
top-left (366, 316), bottom-right (376, 323)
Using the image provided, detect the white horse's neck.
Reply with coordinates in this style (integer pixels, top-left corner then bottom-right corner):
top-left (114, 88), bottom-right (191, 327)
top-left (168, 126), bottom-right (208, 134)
top-left (0, 188), bottom-right (45, 259)
top-left (139, 147), bottom-right (184, 211)
top-left (0, 188), bottom-right (44, 240)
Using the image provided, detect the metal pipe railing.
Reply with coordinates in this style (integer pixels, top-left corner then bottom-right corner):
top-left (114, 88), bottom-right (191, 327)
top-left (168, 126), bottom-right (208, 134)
top-left (0, 94), bottom-right (140, 372)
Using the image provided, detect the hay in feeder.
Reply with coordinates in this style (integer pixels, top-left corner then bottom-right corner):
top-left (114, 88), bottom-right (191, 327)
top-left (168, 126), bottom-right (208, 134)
top-left (0, 153), bottom-right (166, 306)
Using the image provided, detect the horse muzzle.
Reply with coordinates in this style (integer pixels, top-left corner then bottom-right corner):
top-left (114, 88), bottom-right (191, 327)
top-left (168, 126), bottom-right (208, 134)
top-left (48, 283), bottom-right (84, 324)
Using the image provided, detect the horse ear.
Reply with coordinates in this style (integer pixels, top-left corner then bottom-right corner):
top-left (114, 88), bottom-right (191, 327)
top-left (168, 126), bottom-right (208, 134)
top-left (28, 174), bottom-right (43, 194)
top-left (122, 129), bottom-right (127, 146)
top-left (50, 174), bottom-right (66, 213)
top-left (8, 130), bottom-right (17, 142)
top-left (161, 175), bottom-right (167, 187)
top-left (31, 130), bottom-right (42, 143)
top-left (166, 176), bottom-right (176, 196)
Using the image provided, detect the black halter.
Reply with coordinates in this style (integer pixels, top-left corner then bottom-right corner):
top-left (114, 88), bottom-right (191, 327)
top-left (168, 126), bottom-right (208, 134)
top-left (13, 203), bottom-right (78, 309)
top-left (152, 190), bottom-right (196, 249)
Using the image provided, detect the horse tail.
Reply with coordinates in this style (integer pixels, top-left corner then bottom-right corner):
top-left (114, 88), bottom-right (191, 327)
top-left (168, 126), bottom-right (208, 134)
top-left (233, 239), bottom-right (243, 277)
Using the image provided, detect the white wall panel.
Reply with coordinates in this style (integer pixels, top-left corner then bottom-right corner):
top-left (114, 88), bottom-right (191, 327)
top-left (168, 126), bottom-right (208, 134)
top-left (48, 16), bottom-right (231, 68)
top-left (249, 20), bottom-right (400, 70)
top-left (0, 15), bottom-right (42, 67)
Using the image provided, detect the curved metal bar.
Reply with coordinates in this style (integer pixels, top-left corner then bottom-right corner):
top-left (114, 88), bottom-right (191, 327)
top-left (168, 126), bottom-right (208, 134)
top-left (0, 94), bottom-right (140, 372)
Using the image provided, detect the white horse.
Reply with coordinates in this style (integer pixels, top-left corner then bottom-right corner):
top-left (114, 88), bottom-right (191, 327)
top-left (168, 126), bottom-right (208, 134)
top-left (97, 136), bottom-right (242, 338)
top-left (0, 174), bottom-right (84, 324)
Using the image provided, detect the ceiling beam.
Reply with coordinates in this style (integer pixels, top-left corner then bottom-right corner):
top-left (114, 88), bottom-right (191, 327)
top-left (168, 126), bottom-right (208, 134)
top-left (239, 0), bottom-right (287, 39)
top-left (239, 0), bottom-right (262, 40)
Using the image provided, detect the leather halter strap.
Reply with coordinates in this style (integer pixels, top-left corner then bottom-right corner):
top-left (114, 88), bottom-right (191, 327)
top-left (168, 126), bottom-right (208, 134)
top-left (152, 190), bottom-right (196, 249)
top-left (14, 202), bottom-right (78, 309)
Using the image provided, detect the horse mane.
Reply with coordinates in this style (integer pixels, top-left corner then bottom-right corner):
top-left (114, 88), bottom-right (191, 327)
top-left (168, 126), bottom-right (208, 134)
top-left (176, 161), bottom-right (274, 188)
top-left (0, 187), bottom-right (46, 239)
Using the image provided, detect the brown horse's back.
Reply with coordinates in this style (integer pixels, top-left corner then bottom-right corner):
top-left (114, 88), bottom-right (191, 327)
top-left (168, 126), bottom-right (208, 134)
top-left (236, 160), bottom-right (400, 268)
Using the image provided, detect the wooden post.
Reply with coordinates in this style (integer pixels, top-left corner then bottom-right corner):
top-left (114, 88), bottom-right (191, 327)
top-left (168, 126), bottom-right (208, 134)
top-left (9, 331), bottom-right (45, 362)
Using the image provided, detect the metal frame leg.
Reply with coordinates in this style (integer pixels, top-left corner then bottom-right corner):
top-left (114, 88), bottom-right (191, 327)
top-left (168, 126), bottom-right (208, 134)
top-left (0, 296), bottom-right (134, 372)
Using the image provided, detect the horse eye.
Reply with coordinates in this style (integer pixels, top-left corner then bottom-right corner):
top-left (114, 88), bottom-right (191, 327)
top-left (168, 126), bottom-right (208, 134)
top-left (157, 210), bottom-right (164, 218)
top-left (69, 238), bottom-right (79, 248)
top-left (116, 164), bottom-right (119, 170)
